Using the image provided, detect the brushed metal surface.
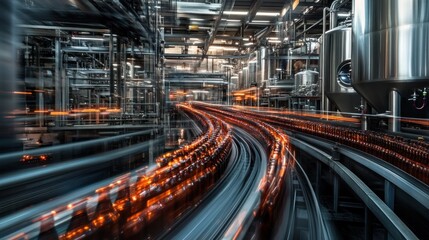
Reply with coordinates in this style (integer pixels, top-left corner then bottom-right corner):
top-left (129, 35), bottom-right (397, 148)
top-left (352, 0), bottom-right (429, 113)
top-left (322, 25), bottom-right (360, 112)
top-left (295, 70), bottom-right (319, 88)
top-left (324, 25), bottom-right (355, 94)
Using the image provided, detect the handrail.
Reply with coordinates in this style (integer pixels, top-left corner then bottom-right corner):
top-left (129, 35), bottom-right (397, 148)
top-left (294, 158), bottom-right (331, 239)
top-left (296, 133), bottom-right (429, 210)
top-left (0, 138), bottom-right (163, 188)
top-left (0, 129), bottom-right (157, 164)
top-left (291, 137), bottom-right (418, 240)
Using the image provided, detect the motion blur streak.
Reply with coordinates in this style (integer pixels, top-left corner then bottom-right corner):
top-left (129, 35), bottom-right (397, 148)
top-left (0, 138), bottom-right (161, 187)
top-left (163, 128), bottom-right (266, 239)
top-left (4, 103), bottom-right (233, 240)
top-left (192, 102), bottom-right (293, 239)
top-left (0, 129), bottom-right (154, 165)
top-left (0, 0), bottom-right (18, 154)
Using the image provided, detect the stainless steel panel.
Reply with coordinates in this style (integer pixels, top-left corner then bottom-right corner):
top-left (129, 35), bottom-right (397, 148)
top-left (352, 0), bottom-right (429, 113)
top-left (322, 25), bottom-right (360, 112)
top-left (324, 25), bottom-right (355, 94)
top-left (295, 70), bottom-right (319, 88)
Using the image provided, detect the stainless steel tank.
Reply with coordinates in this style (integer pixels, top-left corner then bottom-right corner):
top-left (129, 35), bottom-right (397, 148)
top-left (294, 70), bottom-right (319, 96)
top-left (295, 70), bottom-right (319, 88)
top-left (323, 24), bottom-right (361, 112)
top-left (352, 0), bottom-right (429, 113)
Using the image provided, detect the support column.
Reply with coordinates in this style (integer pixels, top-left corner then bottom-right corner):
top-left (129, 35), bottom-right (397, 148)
top-left (316, 160), bottom-right (321, 197)
top-left (109, 33), bottom-right (114, 106)
top-left (37, 61), bottom-right (44, 127)
top-left (332, 145), bottom-right (340, 212)
top-left (149, 132), bottom-right (154, 165)
top-left (388, 90), bottom-right (401, 132)
top-left (122, 42), bottom-right (127, 113)
top-left (116, 38), bottom-right (122, 109)
top-left (361, 98), bottom-right (368, 131)
top-left (384, 181), bottom-right (395, 240)
top-left (384, 180), bottom-right (395, 210)
top-left (364, 206), bottom-right (373, 240)
top-left (333, 174), bottom-right (339, 212)
top-left (54, 31), bottom-right (64, 126)
top-left (0, 0), bottom-right (18, 153)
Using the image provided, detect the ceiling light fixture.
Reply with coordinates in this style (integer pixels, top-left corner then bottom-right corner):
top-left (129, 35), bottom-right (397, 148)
top-left (256, 12), bottom-right (280, 17)
top-left (223, 11), bottom-right (247, 15)
top-left (72, 36), bottom-right (104, 41)
top-left (209, 46), bottom-right (238, 51)
top-left (222, 19), bottom-right (241, 22)
top-left (252, 20), bottom-right (270, 23)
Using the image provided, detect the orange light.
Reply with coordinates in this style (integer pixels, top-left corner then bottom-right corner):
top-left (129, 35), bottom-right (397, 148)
top-left (106, 108), bottom-right (121, 113)
top-left (34, 110), bottom-right (49, 113)
top-left (50, 111), bottom-right (69, 116)
top-left (81, 108), bottom-right (100, 113)
top-left (13, 91), bottom-right (32, 95)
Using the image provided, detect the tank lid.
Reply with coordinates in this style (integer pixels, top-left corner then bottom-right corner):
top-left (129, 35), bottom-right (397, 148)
top-left (325, 24), bottom-right (351, 34)
top-left (295, 70), bottom-right (319, 76)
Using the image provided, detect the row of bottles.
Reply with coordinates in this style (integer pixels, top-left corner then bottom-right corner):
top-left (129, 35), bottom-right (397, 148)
top-left (29, 104), bottom-right (234, 240)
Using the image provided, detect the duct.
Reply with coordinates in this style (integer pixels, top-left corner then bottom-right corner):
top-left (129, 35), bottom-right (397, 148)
top-left (244, 0), bottom-right (264, 25)
top-left (88, 0), bottom-right (154, 46)
top-left (164, 33), bottom-right (207, 39)
top-left (176, 1), bottom-right (221, 15)
top-left (63, 46), bottom-right (110, 53)
top-left (165, 42), bottom-right (205, 47)
top-left (18, 24), bottom-right (109, 34)
top-left (164, 79), bottom-right (227, 84)
top-left (329, 0), bottom-right (340, 29)
top-left (165, 53), bottom-right (249, 59)
top-left (201, 0), bottom-right (232, 60)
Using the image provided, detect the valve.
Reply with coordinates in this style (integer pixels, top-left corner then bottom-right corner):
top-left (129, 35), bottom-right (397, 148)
top-left (409, 88), bottom-right (428, 110)
top-left (408, 89), bottom-right (418, 101)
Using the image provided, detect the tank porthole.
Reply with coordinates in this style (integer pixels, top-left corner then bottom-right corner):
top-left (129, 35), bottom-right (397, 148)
top-left (337, 60), bottom-right (352, 87)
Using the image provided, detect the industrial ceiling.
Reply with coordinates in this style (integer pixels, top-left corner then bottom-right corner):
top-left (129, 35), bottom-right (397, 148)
top-left (17, 0), bottom-right (346, 72)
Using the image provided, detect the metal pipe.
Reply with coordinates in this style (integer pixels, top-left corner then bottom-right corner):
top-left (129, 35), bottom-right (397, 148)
top-left (116, 38), bottom-right (122, 109)
top-left (330, 0), bottom-right (340, 29)
top-left (388, 90), bottom-right (401, 132)
top-left (54, 31), bottom-right (64, 126)
top-left (18, 24), bottom-right (109, 33)
top-left (321, 7), bottom-right (329, 112)
top-left (109, 33), bottom-right (114, 102)
top-left (361, 98), bottom-right (368, 131)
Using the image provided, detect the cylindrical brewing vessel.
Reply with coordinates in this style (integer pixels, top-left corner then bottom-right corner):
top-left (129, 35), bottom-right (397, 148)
top-left (323, 24), bottom-right (360, 112)
top-left (295, 70), bottom-right (319, 88)
top-left (352, 0), bottom-right (429, 113)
